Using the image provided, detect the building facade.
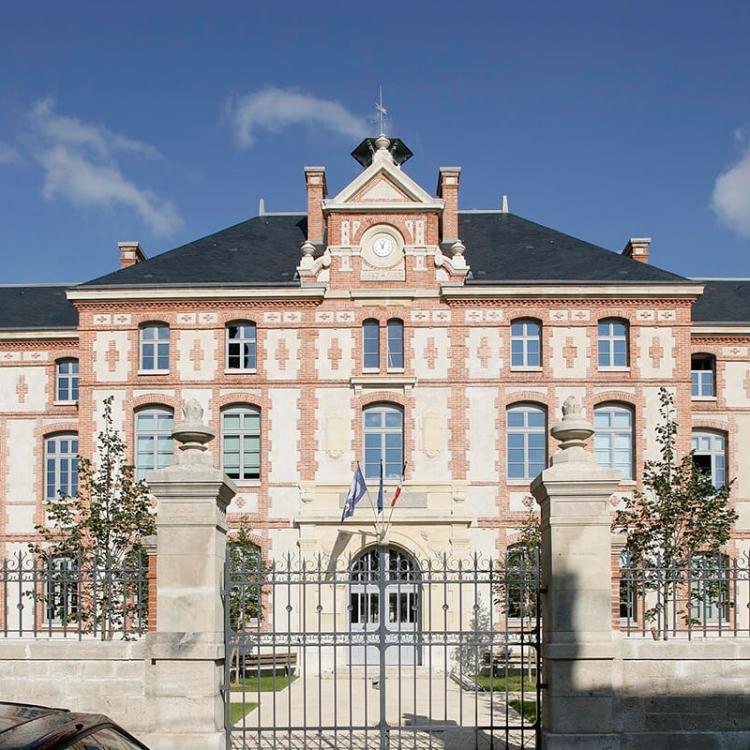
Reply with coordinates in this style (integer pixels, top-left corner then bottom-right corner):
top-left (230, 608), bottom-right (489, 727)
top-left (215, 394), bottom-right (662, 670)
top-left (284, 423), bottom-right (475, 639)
top-left (2, 131), bottom-right (750, 582)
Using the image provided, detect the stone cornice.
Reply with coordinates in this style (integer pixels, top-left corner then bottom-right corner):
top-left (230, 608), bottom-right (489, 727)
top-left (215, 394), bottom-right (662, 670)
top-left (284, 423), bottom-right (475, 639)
top-left (442, 283), bottom-right (703, 301)
top-left (67, 286), bottom-right (326, 303)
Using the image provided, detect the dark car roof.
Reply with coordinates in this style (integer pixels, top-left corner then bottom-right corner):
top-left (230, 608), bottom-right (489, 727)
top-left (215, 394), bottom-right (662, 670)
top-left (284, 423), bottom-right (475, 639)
top-left (0, 702), bottom-right (148, 750)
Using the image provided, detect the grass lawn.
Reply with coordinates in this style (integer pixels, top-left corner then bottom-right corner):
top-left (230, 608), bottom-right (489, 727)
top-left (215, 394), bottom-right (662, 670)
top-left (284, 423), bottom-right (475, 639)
top-left (231, 674), bottom-right (297, 693)
top-left (473, 670), bottom-right (537, 692)
top-left (508, 698), bottom-right (537, 724)
top-left (229, 702), bottom-right (257, 723)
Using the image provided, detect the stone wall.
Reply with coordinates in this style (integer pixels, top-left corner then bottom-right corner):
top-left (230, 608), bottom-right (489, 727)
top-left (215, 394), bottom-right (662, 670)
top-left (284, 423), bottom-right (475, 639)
top-left (0, 639), bottom-right (152, 740)
top-left (612, 638), bottom-right (750, 747)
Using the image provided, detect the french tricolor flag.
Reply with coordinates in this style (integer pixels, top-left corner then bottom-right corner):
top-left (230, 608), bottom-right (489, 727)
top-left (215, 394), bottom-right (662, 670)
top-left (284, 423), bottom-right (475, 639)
top-left (390, 463), bottom-right (407, 508)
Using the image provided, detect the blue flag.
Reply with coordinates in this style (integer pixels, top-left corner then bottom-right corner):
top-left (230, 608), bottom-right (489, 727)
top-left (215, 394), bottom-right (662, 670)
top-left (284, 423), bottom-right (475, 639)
top-left (377, 460), bottom-right (384, 514)
top-left (342, 465), bottom-right (368, 522)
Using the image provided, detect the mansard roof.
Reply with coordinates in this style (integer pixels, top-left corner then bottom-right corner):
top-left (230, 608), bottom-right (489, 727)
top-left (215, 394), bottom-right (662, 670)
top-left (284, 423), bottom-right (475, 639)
top-left (82, 210), bottom-right (685, 289)
top-left (0, 284), bottom-right (78, 330)
top-left (692, 280), bottom-right (750, 325)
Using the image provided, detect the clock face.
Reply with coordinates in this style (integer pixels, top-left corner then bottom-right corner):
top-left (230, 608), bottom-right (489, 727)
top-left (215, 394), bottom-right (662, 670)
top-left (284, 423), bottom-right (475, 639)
top-left (372, 234), bottom-right (395, 258)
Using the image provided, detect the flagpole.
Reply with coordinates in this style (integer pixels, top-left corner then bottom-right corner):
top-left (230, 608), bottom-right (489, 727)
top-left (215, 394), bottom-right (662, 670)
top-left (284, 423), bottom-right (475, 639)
top-left (383, 462), bottom-right (407, 539)
top-left (358, 462), bottom-right (380, 530)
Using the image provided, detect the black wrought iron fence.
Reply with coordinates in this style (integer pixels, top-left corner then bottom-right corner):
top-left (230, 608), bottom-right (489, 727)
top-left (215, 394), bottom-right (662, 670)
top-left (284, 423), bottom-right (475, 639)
top-left (618, 551), bottom-right (750, 639)
top-left (0, 550), bottom-right (149, 639)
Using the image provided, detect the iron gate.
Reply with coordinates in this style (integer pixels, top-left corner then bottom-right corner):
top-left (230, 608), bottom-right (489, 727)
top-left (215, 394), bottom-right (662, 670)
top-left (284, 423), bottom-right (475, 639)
top-left (223, 544), bottom-right (541, 749)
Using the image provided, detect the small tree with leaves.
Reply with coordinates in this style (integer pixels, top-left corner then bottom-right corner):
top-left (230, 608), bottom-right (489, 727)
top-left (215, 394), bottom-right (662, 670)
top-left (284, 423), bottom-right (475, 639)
top-left (30, 395), bottom-right (155, 639)
top-left (612, 387), bottom-right (737, 635)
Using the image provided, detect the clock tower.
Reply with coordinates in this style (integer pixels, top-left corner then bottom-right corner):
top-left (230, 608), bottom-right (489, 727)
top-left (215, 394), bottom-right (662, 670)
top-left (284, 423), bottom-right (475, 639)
top-left (297, 132), bottom-right (469, 290)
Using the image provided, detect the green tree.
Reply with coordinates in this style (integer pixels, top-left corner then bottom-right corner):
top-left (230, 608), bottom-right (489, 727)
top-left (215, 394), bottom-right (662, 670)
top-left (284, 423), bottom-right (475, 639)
top-left (612, 387), bottom-right (737, 636)
top-left (31, 395), bottom-right (155, 639)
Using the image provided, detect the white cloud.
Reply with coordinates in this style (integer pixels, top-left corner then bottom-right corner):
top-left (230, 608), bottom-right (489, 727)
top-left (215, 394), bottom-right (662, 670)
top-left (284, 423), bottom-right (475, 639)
top-left (225, 87), bottom-right (368, 148)
top-left (712, 142), bottom-right (750, 238)
top-left (0, 142), bottom-right (20, 163)
top-left (27, 98), bottom-right (181, 236)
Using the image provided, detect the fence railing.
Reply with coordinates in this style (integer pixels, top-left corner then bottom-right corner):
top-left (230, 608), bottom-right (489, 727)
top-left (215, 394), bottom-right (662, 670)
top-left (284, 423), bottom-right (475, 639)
top-left (618, 552), bottom-right (750, 639)
top-left (1, 551), bottom-right (149, 639)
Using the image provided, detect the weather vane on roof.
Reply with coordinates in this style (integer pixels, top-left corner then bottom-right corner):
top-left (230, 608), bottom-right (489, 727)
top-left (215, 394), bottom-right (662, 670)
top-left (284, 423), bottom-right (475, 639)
top-left (375, 85), bottom-right (388, 135)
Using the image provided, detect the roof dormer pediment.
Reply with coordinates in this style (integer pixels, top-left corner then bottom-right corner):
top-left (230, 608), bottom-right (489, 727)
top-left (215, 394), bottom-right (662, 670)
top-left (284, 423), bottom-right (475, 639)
top-left (324, 137), bottom-right (443, 213)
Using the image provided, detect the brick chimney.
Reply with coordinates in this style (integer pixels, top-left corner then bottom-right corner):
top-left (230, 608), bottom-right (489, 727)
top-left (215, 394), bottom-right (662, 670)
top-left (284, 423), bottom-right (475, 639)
top-left (118, 241), bottom-right (146, 269)
top-left (621, 237), bottom-right (651, 264)
top-left (304, 167), bottom-right (327, 243)
top-left (437, 167), bottom-right (461, 243)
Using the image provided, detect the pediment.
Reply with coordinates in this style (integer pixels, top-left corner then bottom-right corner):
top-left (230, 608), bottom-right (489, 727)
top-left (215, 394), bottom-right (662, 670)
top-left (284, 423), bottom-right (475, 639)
top-left (329, 150), bottom-right (438, 208)
top-left (351, 175), bottom-right (411, 203)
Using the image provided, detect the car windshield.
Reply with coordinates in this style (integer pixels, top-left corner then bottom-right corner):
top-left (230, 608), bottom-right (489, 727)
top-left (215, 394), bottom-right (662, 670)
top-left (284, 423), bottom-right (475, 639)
top-left (67, 727), bottom-right (144, 749)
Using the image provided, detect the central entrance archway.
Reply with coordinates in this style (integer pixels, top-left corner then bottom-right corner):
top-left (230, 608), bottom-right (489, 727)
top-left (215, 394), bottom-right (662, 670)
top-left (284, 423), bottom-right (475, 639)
top-left (348, 545), bottom-right (421, 666)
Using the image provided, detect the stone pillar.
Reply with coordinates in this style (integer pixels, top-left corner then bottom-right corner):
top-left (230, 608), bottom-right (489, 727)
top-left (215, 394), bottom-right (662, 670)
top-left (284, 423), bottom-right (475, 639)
top-left (530, 397), bottom-right (621, 749)
top-left (144, 399), bottom-right (237, 750)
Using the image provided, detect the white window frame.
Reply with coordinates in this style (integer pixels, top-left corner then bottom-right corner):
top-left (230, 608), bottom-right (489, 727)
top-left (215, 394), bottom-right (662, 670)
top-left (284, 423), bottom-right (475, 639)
top-left (45, 433), bottom-right (79, 500)
top-left (691, 354), bottom-right (716, 399)
top-left (506, 404), bottom-right (547, 480)
top-left (226, 322), bottom-right (257, 372)
top-left (594, 404), bottom-right (634, 480)
top-left (221, 405), bottom-right (261, 481)
top-left (45, 556), bottom-right (79, 626)
top-left (363, 319), bottom-right (380, 371)
top-left (387, 319), bottom-right (404, 370)
top-left (510, 319), bottom-right (542, 369)
top-left (598, 319), bottom-right (629, 369)
top-left (135, 407), bottom-right (174, 480)
top-left (139, 323), bottom-right (170, 373)
top-left (55, 358), bottom-right (79, 403)
top-left (692, 430), bottom-right (726, 488)
top-left (363, 404), bottom-right (403, 481)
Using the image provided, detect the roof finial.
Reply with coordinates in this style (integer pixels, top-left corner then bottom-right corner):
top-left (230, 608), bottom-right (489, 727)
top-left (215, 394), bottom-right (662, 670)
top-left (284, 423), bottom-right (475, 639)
top-left (375, 85), bottom-right (388, 136)
top-left (501, 195), bottom-right (510, 214)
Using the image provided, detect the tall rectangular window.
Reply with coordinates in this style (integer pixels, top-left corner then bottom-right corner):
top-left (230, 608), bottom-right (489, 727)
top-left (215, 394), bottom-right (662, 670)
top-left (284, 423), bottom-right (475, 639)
top-left (691, 354), bottom-right (715, 398)
top-left (363, 405), bottom-right (403, 480)
top-left (56, 359), bottom-right (79, 401)
top-left (45, 434), bottom-right (78, 499)
top-left (510, 319), bottom-right (541, 368)
top-left (387, 319), bottom-right (404, 369)
top-left (222, 406), bottom-right (261, 480)
top-left (363, 320), bottom-right (380, 370)
top-left (598, 319), bottom-right (629, 368)
top-left (135, 408), bottom-right (174, 480)
top-left (226, 322), bottom-right (257, 371)
top-left (507, 404), bottom-right (546, 479)
top-left (140, 324), bottom-right (170, 371)
top-left (45, 557), bottom-right (79, 625)
top-left (594, 404), bottom-right (633, 479)
top-left (692, 430), bottom-right (726, 488)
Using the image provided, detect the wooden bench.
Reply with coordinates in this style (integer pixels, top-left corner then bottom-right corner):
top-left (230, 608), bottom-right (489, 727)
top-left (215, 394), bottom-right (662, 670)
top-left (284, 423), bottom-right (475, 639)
top-left (235, 651), bottom-right (297, 678)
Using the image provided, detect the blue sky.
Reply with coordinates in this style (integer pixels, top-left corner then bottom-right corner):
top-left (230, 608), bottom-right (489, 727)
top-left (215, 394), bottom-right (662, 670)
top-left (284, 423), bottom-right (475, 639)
top-left (1, 0), bottom-right (749, 283)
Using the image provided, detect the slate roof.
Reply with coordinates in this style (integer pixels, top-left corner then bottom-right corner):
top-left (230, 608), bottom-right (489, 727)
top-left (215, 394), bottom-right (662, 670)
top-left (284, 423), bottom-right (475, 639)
top-left (692, 280), bottom-right (750, 324)
top-left (461, 212), bottom-right (686, 284)
top-left (82, 214), bottom-right (308, 287)
top-left (0, 285), bottom-right (78, 329)
top-left (81, 211), bottom-right (686, 289)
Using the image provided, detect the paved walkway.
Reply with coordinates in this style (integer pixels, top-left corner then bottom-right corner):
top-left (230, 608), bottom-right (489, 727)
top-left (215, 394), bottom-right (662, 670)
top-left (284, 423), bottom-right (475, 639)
top-left (230, 668), bottom-right (536, 749)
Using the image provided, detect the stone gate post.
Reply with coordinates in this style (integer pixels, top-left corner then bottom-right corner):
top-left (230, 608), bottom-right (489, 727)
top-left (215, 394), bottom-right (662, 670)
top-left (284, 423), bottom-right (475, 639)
top-left (144, 399), bottom-right (237, 750)
top-left (530, 397), bottom-right (621, 749)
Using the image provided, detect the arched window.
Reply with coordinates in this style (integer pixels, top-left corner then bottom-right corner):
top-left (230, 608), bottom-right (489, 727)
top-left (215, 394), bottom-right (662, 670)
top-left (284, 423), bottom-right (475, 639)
top-left (139, 323), bottom-right (170, 372)
top-left (363, 403), bottom-right (403, 481)
top-left (55, 358), bottom-right (79, 402)
top-left (689, 552), bottom-right (730, 624)
top-left (594, 403), bottom-right (633, 479)
top-left (44, 556), bottom-right (79, 625)
top-left (692, 430), bottom-right (726, 488)
top-left (506, 403), bottom-right (547, 479)
top-left (222, 405), bottom-right (261, 480)
top-left (387, 319), bottom-right (404, 369)
top-left (135, 407), bottom-right (174, 480)
top-left (619, 550), bottom-right (636, 622)
top-left (510, 318), bottom-right (542, 368)
top-left (45, 433), bottom-right (78, 499)
top-left (598, 318), bottom-right (629, 368)
top-left (691, 354), bottom-right (716, 398)
top-left (226, 321), bottom-right (257, 371)
top-left (363, 319), bottom-right (380, 370)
